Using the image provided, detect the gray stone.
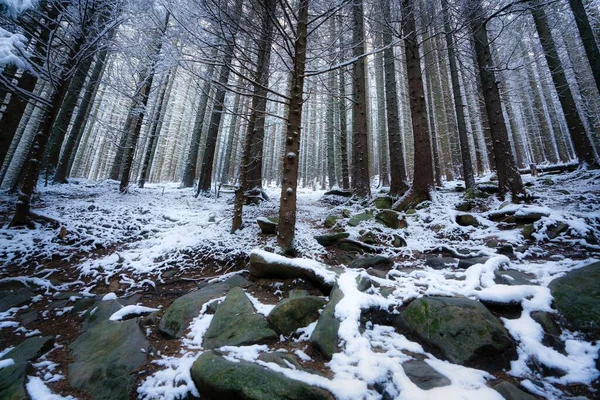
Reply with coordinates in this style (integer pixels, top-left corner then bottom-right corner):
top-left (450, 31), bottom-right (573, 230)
top-left (425, 256), bottom-right (458, 270)
top-left (191, 351), bottom-right (334, 400)
top-left (402, 360), bottom-right (451, 390)
top-left (221, 274), bottom-right (252, 288)
top-left (392, 234), bottom-right (407, 247)
top-left (268, 296), bottom-right (326, 336)
top-left (203, 287), bottom-right (277, 349)
top-left (374, 196), bottom-right (393, 209)
top-left (0, 336), bottom-right (55, 363)
top-left (399, 297), bottom-right (516, 370)
top-left (531, 312), bottom-right (565, 353)
top-left (19, 311), bottom-right (38, 326)
top-left (457, 257), bottom-right (490, 269)
top-left (257, 351), bottom-right (303, 370)
top-left (257, 217), bottom-right (278, 235)
top-left (348, 212), bottom-right (373, 227)
top-left (348, 256), bottom-right (393, 270)
top-left (515, 212), bottom-right (548, 224)
top-left (494, 270), bottom-right (533, 286)
top-left (158, 283), bottom-right (232, 338)
top-left (492, 381), bottom-right (537, 400)
top-left (311, 288), bottom-right (343, 360)
top-left (249, 252), bottom-right (335, 294)
top-left (83, 300), bottom-right (123, 331)
top-left (547, 222), bottom-right (569, 239)
top-left (456, 214), bottom-right (479, 227)
top-left (549, 262), bottom-right (600, 339)
top-left (314, 232), bottom-right (350, 247)
top-left (375, 210), bottom-right (404, 229)
top-left (455, 202), bottom-right (472, 212)
top-left (521, 224), bottom-right (535, 240)
top-left (69, 318), bottom-right (149, 400)
top-left (337, 239), bottom-right (376, 254)
top-left (288, 289), bottom-right (309, 299)
top-left (0, 287), bottom-right (33, 312)
top-left (0, 362), bottom-right (31, 400)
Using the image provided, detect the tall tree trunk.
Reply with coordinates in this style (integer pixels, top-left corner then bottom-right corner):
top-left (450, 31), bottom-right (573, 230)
top-left (326, 21), bottom-right (338, 189)
top-left (119, 12), bottom-right (169, 193)
top-left (381, 0), bottom-right (408, 196)
top-left (338, 66), bottom-right (350, 189)
top-left (374, 29), bottom-right (389, 187)
top-left (232, 0), bottom-right (275, 233)
top-left (469, 4), bottom-right (525, 199)
top-left (220, 78), bottom-right (243, 184)
top-left (196, 0), bottom-right (244, 195)
top-left (351, 0), bottom-right (371, 197)
top-left (441, 0), bottom-right (475, 191)
top-left (181, 47), bottom-right (218, 187)
top-left (568, 0), bottom-right (600, 94)
top-left (394, 0), bottom-right (434, 210)
top-left (138, 67), bottom-right (173, 188)
top-left (277, 0), bottom-right (309, 250)
top-left (530, 2), bottom-right (599, 168)
top-left (53, 46), bottom-right (109, 183)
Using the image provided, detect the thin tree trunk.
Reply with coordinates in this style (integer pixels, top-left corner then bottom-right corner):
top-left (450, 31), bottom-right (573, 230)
top-left (374, 29), bottom-right (389, 187)
top-left (442, 0), bottom-right (475, 191)
top-left (277, 0), bottom-right (309, 250)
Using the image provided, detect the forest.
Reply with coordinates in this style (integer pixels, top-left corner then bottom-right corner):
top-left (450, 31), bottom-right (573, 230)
top-left (0, 0), bottom-right (599, 399)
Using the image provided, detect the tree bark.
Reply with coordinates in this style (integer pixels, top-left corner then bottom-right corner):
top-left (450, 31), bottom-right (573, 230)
top-left (277, 0), bottom-right (309, 250)
top-left (394, 0), bottom-right (434, 210)
top-left (351, 0), bottom-right (371, 197)
top-left (568, 0), bottom-right (600, 95)
top-left (530, 2), bottom-right (599, 168)
top-left (441, 0), bottom-right (475, 191)
top-left (469, 4), bottom-right (525, 199)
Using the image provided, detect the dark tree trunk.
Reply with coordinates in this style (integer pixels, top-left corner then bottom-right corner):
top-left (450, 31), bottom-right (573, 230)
top-left (442, 0), bottom-right (475, 191)
top-left (351, 0), bottom-right (371, 197)
top-left (568, 0), bottom-right (600, 95)
top-left (394, 0), bottom-right (434, 210)
top-left (53, 47), bottom-right (109, 184)
top-left (338, 66), bottom-right (350, 189)
top-left (138, 68), bottom-right (173, 188)
top-left (381, 0), bottom-right (408, 196)
top-left (470, 4), bottom-right (526, 199)
top-left (196, 0), bottom-right (244, 195)
top-left (181, 48), bottom-right (218, 188)
top-left (277, 0), bottom-right (309, 250)
top-left (232, 0), bottom-right (275, 233)
top-left (374, 29), bottom-right (389, 187)
top-left (530, 2), bottom-right (599, 168)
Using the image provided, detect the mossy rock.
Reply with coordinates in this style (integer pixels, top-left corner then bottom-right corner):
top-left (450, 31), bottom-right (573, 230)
top-left (348, 212), bottom-right (373, 227)
top-left (373, 196), bottom-right (393, 209)
top-left (314, 232), bottom-right (349, 247)
top-left (455, 214), bottom-right (479, 227)
top-left (398, 297), bottom-right (516, 370)
top-left (323, 215), bottom-right (339, 228)
top-left (521, 224), bottom-right (535, 240)
top-left (311, 288), bottom-right (343, 360)
top-left (549, 262), bottom-right (600, 339)
top-left (267, 296), bottom-right (327, 336)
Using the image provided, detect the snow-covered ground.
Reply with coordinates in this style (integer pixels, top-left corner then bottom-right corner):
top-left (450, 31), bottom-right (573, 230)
top-left (1, 169), bottom-right (599, 399)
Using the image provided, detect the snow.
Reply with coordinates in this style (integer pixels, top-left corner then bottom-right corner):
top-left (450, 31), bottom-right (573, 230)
top-left (26, 376), bottom-right (75, 400)
top-left (2, 170), bottom-right (600, 399)
top-left (0, 358), bottom-right (15, 368)
top-left (109, 305), bottom-right (159, 321)
top-left (251, 249), bottom-right (338, 284)
top-left (0, 0), bottom-right (37, 17)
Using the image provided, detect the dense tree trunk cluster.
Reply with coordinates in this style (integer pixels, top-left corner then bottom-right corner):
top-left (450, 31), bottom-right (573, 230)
top-left (1, 0), bottom-right (599, 245)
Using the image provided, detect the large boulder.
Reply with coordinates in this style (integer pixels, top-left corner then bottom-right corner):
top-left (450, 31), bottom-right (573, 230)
top-left (314, 232), bottom-right (349, 247)
top-left (348, 212), bottom-right (373, 227)
top-left (191, 351), bottom-right (334, 400)
top-left (159, 283), bottom-right (232, 338)
top-left (0, 336), bottom-right (54, 363)
top-left (203, 287), bottom-right (277, 349)
top-left (0, 362), bottom-right (31, 400)
top-left (336, 239), bottom-right (376, 254)
top-left (348, 256), bottom-right (393, 270)
top-left (549, 262), bottom-right (600, 339)
top-left (373, 196), bottom-right (393, 210)
top-left (69, 318), bottom-right (149, 399)
top-left (375, 210), bottom-right (404, 229)
top-left (249, 250), bottom-right (337, 294)
top-left (267, 296), bottom-right (327, 336)
top-left (0, 281), bottom-right (33, 312)
top-left (398, 297), bottom-right (516, 370)
top-left (310, 288), bottom-right (343, 360)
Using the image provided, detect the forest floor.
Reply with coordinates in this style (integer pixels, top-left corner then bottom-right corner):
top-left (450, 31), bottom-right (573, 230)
top-left (0, 169), bottom-right (599, 399)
